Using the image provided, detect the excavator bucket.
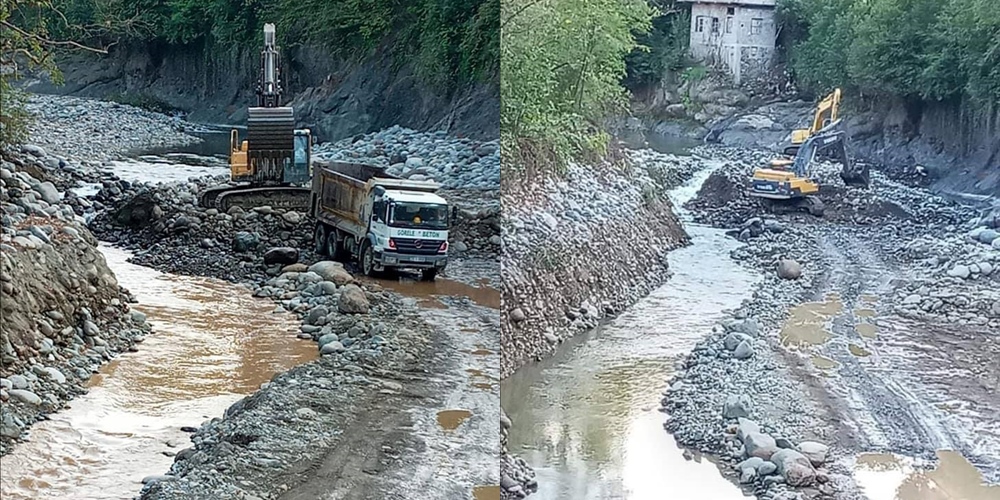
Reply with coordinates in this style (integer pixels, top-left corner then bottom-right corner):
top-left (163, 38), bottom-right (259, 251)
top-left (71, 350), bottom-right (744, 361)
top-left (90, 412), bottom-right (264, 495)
top-left (247, 107), bottom-right (295, 152)
top-left (840, 161), bottom-right (870, 188)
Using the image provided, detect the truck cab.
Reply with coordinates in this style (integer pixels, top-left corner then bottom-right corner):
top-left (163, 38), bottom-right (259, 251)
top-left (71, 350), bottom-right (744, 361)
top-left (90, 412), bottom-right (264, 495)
top-left (366, 187), bottom-right (450, 279)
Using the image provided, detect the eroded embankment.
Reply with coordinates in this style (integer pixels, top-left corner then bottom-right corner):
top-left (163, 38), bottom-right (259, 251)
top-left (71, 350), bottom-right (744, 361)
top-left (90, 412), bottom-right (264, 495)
top-left (499, 149), bottom-right (718, 499)
top-left (0, 148), bottom-right (151, 455)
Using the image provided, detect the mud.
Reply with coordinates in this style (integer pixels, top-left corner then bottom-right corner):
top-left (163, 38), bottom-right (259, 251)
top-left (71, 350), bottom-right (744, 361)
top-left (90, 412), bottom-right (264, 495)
top-left (855, 450), bottom-right (1000, 500)
top-left (0, 245), bottom-right (316, 500)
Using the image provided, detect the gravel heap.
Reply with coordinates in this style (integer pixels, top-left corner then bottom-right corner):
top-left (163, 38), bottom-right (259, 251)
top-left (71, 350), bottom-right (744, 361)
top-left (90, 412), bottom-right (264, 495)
top-left (138, 265), bottom-right (435, 499)
top-left (500, 408), bottom-right (537, 500)
top-left (500, 148), bottom-right (706, 378)
top-left (0, 146), bottom-right (149, 455)
top-left (24, 94), bottom-right (200, 161)
top-left (313, 125), bottom-right (500, 190)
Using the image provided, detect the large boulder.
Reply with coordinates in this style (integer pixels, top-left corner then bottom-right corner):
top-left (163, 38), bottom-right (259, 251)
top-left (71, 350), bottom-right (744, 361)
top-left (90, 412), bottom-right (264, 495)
top-left (263, 247), bottom-right (299, 265)
top-left (308, 261), bottom-right (353, 286)
top-left (796, 441), bottom-right (829, 466)
top-left (723, 394), bottom-right (752, 419)
top-left (232, 231), bottom-right (260, 252)
top-left (338, 284), bottom-right (370, 314)
top-left (777, 259), bottom-right (802, 280)
top-left (771, 448), bottom-right (817, 486)
top-left (114, 192), bottom-right (163, 228)
top-left (744, 432), bottom-right (779, 460)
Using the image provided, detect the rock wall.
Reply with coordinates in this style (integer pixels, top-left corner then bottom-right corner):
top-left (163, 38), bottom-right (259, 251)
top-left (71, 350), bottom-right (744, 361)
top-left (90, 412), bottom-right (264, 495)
top-left (23, 41), bottom-right (498, 142)
top-left (500, 149), bottom-right (703, 378)
top-left (0, 147), bottom-right (148, 454)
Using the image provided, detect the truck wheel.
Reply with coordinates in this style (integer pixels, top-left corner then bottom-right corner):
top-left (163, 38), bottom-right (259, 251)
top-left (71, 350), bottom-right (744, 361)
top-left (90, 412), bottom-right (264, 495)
top-left (326, 230), bottom-right (344, 262)
top-left (421, 268), bottom-right (438, 281)
top-left (314, 224), bottom-right (328, 255)
top-left (360, 241), bottom-right (375, 276)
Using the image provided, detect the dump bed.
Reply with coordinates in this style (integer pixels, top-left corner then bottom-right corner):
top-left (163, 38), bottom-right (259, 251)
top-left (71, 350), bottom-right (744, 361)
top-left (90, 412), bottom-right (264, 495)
top-left (311, 161), bottom-right (384, 229)
top-left (310, 160), bottom-right (443, 235)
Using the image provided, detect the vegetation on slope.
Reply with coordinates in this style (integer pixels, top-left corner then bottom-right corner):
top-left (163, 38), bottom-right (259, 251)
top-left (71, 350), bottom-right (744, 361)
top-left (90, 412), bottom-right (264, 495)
top-left (779, 0), bottom-right (1000, 104)
top-left (1, 0), bottom-right (498, 147)
top-left (500, 0), bottom-right (653, 174)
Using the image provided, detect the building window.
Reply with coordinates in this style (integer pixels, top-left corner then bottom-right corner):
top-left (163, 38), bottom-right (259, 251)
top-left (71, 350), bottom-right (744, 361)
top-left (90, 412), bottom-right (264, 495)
top-left (726, 16), bottom-right (734, 34)
top-left (711, 17), bottom-right (720, 34)
top-left (727, 7), bottom-right (735, 15)
top-left (696, 16), bottom-right (707, 33)
top-left (751, 18), bottom-right (763, 35)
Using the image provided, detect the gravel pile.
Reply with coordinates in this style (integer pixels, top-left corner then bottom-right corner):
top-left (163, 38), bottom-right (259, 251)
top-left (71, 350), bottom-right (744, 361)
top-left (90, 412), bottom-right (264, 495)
top-left (500, 408), bottom-right (537, 500)
top-left (0, 146), bottom-right (149, 455)
top-left (24, 94), bottom-right (200, 160)
top-left (313, 125), bottom-right (499, 190)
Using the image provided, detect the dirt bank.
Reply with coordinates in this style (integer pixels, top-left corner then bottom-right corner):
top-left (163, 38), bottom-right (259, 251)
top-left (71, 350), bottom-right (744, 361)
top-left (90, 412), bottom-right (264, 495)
top-left (0, 147), bottom-right (149, 455)
top-left (23, 43), bottom-right (498, 142)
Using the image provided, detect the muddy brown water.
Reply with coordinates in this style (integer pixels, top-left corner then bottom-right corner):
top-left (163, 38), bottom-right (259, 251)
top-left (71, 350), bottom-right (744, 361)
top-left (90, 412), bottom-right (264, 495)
top-left (366, 273), bottom-right (501, 310)
top-left (502, 166), bottom-right (760, 499)
top-left (0, 244), bottom-right (317, 500)
top-left (855, 450), bottom-right (1000, 500)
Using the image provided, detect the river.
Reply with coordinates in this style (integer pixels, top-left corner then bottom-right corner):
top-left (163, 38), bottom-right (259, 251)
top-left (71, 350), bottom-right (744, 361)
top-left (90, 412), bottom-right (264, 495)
top-left (501, 158), bottom-right (761, 499)
top-left (0, 245), bottom-right (317, 500)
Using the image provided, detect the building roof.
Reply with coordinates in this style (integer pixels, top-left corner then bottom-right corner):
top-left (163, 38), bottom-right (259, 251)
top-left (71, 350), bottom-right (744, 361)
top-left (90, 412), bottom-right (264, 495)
top-left (677, 0), bottom-right (776, 7)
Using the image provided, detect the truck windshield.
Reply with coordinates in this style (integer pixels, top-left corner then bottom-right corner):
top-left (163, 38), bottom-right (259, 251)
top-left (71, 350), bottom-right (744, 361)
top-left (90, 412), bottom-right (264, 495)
top-left (389, 202), bottom-right (448, 229)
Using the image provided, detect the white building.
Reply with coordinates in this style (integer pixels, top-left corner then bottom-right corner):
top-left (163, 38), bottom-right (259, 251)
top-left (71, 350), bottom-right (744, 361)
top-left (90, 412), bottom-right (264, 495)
top-left (679, 0), bottom-right (777, 84)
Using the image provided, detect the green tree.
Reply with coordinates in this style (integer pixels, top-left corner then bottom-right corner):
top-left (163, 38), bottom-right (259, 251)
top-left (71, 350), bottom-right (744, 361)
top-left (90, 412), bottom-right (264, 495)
top-left (501, 0), bottom-right (653, 172)
top-left (0, 0), bottom-right (110, 147)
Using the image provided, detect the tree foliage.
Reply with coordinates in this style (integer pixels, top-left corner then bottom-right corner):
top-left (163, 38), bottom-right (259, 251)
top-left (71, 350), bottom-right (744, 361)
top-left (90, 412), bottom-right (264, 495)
top-left (779, 0), bottom-right (1000, 104)
top-left (624, 1), bottom-right (689, 90)
top-left (501, 0), bottom-right (653, 171)
top-left (39, 0), bottom-right (498, 86)
top-left (1, 0), bottom-right (112, 147)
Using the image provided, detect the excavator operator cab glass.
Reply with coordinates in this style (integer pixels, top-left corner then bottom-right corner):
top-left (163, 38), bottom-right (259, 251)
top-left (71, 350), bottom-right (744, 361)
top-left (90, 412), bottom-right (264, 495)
top-left (293, 134), bottom-right (309, 167)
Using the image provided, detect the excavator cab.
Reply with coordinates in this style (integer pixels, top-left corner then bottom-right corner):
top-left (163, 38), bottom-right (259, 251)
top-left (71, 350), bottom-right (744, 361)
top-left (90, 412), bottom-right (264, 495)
top-left (287, 129), bottom-right (312, 185)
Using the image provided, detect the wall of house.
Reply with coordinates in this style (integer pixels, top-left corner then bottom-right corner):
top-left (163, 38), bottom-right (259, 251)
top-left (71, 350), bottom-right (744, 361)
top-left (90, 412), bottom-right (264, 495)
top-left (688, 3), bottom-right (776, 83)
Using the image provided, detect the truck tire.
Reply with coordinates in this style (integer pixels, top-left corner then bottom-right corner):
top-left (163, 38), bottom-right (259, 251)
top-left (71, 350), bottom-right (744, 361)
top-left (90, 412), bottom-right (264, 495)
top-left (421, 268), bottom-right (438, 281)
top-left (326, 229), bottom-right (344, 262)
top-left (360, 241), bottom-right (375, 276)
top-left (314, 224), bottom-right (328, 255)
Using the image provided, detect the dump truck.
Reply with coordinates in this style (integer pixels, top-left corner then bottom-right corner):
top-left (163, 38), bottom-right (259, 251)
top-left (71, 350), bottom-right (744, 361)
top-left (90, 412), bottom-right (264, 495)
top-left (310, 161), bottom-right (450, 280)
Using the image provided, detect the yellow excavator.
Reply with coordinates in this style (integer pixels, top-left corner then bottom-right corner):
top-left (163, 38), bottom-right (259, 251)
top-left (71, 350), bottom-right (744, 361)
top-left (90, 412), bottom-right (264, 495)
top-left (781, 88), bottom-right (841, 157)
top-left (749, 119), bottom-right (869, 217)
top-left (199, 23), bottom-right (313, 212)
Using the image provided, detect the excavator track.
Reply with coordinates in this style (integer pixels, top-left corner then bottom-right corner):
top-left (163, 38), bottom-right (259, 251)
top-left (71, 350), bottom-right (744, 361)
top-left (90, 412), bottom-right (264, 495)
top-left (760, 196), bottom-right (826, 217)
top-left (214, 186), bottom-right (312, 213)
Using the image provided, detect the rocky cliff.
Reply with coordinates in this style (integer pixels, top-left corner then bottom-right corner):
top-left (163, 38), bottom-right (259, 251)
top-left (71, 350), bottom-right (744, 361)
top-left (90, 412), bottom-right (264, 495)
top-left (23, 41), bottom-right (498, 142)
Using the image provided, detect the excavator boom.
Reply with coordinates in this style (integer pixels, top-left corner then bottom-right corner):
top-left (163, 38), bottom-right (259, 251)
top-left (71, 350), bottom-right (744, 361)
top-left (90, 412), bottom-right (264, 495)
top-left (198, 23), bottom-right (313, 212)
top-left (783, 88), bottom-right (842, 156)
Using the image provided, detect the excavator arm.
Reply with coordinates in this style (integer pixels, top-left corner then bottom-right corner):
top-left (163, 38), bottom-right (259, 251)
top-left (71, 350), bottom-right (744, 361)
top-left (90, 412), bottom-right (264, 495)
top-left (791, 119), bottom-right (869, 187)
top-left (784, 88), bottom-right (842, 155)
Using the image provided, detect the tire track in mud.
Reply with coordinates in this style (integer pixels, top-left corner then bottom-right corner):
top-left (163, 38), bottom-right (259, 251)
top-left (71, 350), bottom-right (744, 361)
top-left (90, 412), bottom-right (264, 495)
top-left (273, 265), bottom-right (501, 500)
top-left (804, 229), bottom-right (1000, 482)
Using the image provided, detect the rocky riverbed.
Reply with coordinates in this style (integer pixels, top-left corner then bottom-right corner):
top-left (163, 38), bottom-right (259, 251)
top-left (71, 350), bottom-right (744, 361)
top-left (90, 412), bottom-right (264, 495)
top-left (4, 93), bottom-right (501, 498)
top-left (660, 145), bottom-right (998, 499)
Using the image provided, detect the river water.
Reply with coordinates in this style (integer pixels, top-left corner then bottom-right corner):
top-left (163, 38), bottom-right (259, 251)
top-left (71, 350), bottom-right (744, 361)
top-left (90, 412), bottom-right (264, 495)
top-left (0, 245), bottom-right (317, 500)
top-left (501, 160), bottom-right (761, 499)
